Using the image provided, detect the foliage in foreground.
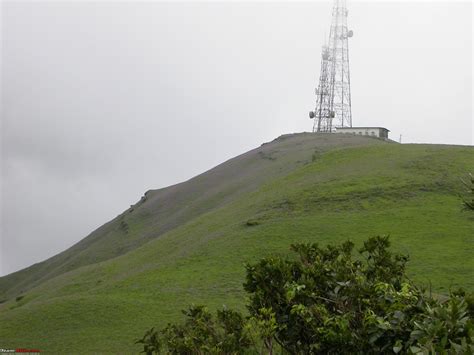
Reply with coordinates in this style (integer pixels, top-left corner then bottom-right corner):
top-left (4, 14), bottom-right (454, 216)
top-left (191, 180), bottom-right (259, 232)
top-left (137, 237), bottom-right (474, 354)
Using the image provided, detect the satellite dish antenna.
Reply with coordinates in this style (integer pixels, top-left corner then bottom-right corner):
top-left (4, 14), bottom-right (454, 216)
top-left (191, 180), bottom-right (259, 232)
top-left (309, 111), bottom-right (315, 119)
top-left (347, 30), bottom-right (354, 38)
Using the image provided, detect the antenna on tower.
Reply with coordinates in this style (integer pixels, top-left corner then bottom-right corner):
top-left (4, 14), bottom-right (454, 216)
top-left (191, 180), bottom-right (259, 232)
top-left (309, 0), bottom-right (353, 133)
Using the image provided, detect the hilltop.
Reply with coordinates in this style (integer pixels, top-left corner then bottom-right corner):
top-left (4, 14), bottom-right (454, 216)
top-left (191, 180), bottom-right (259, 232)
top-left (0, 133), bottom-right (472, 353)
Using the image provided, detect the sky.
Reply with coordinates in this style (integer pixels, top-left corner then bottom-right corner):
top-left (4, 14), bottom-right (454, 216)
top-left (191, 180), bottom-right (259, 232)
top-left (1, 0), bottom-right (472, 276)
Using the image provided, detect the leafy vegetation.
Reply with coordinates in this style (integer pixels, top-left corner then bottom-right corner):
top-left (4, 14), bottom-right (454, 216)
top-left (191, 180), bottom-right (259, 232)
top-left (138, 237), bottom-right (474, 354)
top-left (136, 306), bottom-right (253, 354)
top-left (462, 173), bottom-right (474, 210)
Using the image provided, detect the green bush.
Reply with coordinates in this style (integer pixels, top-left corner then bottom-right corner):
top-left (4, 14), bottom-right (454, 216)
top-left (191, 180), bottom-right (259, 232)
top-left (136, 306), bottom-right (252, 354)
top-left (462, 173), bottom-right (474, 210)
top-left (138, 237), bottom-right (474, 354)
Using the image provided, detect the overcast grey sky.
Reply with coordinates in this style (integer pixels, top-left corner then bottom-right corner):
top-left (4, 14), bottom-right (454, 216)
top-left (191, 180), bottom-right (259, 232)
top-left (1, 1), bottom-right (472, 276)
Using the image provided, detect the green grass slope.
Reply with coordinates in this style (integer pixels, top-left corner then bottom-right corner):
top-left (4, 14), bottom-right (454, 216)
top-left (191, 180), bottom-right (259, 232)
top-left (0, 133), bottom-right (385, 300)
top-left (0, 133), bottom-right (472, 353)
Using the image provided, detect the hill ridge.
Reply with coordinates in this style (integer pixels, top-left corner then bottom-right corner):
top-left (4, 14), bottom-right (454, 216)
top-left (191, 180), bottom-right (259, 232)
top-left (0, 133), bottom-right (391, 299)
top-left (1, 133), bottom-right (472, 353)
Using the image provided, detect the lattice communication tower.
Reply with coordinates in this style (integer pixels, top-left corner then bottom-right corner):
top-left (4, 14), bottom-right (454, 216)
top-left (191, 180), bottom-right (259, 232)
top-left (309, 0), bottom-right (353, 132)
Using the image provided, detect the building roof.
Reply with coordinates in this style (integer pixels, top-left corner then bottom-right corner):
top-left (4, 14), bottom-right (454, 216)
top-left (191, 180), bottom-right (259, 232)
top-left (336, 127), bottom-right (390, 132)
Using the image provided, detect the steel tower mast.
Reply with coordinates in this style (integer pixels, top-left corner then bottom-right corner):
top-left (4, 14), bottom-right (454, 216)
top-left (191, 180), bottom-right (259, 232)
top-left (309, 0), bottom-right (353, 132)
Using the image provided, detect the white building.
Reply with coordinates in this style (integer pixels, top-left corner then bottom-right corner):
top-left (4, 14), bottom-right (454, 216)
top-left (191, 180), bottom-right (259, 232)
top-left (336, 127), bottom-right (390, 140)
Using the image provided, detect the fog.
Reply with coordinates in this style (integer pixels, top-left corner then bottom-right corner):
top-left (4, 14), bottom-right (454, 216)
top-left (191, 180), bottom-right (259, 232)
top-left (1, 1), bottom-right (472, 276)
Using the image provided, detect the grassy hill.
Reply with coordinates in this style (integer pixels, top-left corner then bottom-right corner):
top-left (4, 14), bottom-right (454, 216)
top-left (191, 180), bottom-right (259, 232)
top-left (0, 133), bottom-right (472, 353)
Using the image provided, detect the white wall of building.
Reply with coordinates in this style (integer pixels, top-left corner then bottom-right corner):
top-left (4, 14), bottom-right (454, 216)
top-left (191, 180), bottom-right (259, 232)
top-left (336, 127), bottom-right (389, 139)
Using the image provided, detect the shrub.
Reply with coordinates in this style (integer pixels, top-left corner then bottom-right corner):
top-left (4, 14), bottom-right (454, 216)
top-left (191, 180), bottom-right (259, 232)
top-left (461, 173), bottom-right (474, 210)
top-left (138, 237), bottom-right (473, 354)
top-left (136, 306), bottom-right (252, 354)
top-left (245, 219), bottom-right (260, 227)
